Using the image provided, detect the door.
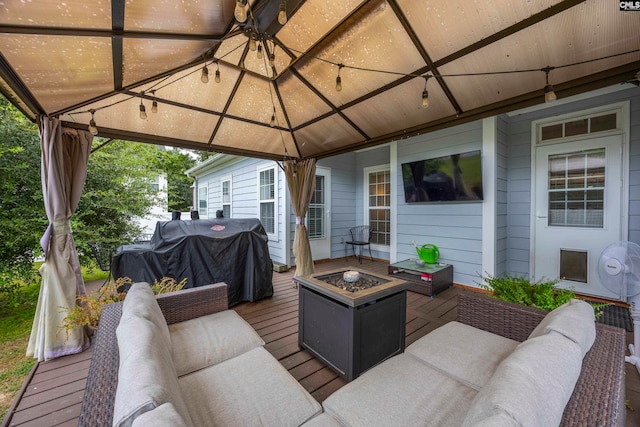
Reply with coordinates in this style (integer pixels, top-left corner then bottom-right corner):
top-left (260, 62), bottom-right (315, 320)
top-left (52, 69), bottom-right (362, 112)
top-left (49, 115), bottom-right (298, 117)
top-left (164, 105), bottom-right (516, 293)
top-left (533, 135), bottom-right (623, 299)
top-left (308, 167), bottom-right (331, 260)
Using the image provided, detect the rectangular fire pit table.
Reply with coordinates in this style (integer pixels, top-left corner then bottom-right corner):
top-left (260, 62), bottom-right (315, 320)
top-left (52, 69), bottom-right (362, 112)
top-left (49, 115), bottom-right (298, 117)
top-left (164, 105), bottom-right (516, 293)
top-left (294, 267), bottom-right (408, 381)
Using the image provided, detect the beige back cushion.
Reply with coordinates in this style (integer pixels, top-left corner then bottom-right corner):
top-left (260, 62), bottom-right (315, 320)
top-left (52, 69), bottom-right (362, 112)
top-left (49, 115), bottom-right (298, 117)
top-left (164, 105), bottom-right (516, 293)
top-left (462, 331), bottom-right (583, 427)
top-left (528, 298), bottom-right (596, 356)
top-left (121, 282), bottom-right (172, 349)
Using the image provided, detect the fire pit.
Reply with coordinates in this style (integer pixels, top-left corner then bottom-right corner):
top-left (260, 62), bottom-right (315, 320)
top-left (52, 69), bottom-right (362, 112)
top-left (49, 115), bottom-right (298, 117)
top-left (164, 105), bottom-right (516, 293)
top-left (295, 267), bottom-right (408, 381)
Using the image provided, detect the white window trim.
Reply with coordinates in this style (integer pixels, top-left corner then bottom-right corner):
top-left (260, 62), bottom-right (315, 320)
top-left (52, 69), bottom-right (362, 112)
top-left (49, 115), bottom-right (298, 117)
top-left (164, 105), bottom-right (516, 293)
top-left (197, 183), bottom-right (208, 219)
top-left (364, 164), bottom-right (391, 253)
top-left (221, 175), bottom-right (232, 218)
top-left (257, 165), bottom-right (278, 238)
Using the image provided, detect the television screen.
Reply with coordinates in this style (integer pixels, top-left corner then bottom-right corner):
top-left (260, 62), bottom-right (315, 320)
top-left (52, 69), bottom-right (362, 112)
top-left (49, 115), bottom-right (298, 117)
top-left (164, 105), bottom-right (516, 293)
top-left (401, 150), bottom-right (483, 203)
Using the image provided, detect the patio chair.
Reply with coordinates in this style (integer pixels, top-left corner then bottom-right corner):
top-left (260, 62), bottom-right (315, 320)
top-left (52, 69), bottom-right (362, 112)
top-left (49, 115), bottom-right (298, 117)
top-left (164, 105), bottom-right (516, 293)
top-left (345, 226), bottom-right (374, 264)
top-left (88, 242), bottom-right (114, 287)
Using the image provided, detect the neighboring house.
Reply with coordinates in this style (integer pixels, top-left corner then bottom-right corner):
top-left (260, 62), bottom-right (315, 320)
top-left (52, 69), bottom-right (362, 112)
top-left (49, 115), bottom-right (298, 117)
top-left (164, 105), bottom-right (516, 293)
top-left (185, 84), bottom-right (640, 301)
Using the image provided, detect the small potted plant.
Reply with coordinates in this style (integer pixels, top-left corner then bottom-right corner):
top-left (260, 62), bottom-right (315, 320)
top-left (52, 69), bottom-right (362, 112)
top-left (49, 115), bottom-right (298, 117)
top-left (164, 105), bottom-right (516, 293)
top-left (59, 276), bottom-right (186, 339)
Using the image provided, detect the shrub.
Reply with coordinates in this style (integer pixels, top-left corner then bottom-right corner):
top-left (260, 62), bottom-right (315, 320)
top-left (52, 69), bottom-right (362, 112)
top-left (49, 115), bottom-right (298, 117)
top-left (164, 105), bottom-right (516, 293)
top-left (478, 273), bottom-right (575, 312)
top-left (59, 276), bottom-right (186, 339)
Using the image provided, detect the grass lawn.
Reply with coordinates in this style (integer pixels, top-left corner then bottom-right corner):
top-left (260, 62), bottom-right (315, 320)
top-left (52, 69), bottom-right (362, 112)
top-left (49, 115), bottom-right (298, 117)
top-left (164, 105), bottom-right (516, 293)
top-left (0, 264), bottom-right (108, 421)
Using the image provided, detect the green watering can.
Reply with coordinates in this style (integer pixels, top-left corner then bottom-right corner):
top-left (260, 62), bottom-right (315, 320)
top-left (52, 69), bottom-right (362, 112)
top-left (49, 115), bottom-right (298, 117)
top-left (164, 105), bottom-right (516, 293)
top-left (416, 244), bottom-right (440, 264)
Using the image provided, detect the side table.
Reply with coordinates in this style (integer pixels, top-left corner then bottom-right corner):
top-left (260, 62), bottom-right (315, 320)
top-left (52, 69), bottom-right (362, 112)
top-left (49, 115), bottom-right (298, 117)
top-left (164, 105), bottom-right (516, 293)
top-left (387, 259), bottom-right (453, 297)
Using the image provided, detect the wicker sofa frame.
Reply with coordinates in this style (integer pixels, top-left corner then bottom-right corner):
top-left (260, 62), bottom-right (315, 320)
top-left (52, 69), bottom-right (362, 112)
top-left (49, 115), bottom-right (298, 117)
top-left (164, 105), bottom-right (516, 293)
top-left (458, 290), bottom-right (626, 427)
top-left (78, 284), bottom-right (626, 427)
top-left (78, 282), bottom-right (229, 427)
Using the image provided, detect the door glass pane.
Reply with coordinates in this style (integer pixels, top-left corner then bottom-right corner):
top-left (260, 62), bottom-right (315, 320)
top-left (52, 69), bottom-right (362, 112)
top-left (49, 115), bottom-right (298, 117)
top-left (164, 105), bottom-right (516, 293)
top-left (308, 175), bottom-right (325, 239)
top-left (548, 149), bottom-right (605, 228)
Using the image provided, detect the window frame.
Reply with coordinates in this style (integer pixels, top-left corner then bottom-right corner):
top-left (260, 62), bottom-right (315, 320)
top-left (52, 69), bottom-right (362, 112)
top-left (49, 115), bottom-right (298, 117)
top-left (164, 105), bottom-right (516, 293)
top-left (197, 183), bottom-right (208, 219)
top-left (221, 175), bottom-right (232, 218)
top-left (363, 165), bottom-right (391, 252)
top-left (257, 165), bottom-right (278, 238)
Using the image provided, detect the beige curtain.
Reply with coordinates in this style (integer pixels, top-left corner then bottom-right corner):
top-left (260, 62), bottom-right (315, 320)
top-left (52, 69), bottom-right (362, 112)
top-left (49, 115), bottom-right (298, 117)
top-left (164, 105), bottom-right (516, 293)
top-left (27, 117), bottom-right (93, 361)
top-left (283, 158), bottom-right (316, 277)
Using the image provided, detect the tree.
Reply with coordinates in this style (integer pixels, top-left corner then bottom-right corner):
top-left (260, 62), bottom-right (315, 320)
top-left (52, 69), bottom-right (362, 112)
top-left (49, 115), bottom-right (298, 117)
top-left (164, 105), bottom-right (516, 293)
top-left (152, 148), bottom-right (196, 212)
top-left (0, 96), bottom-right (46, 299)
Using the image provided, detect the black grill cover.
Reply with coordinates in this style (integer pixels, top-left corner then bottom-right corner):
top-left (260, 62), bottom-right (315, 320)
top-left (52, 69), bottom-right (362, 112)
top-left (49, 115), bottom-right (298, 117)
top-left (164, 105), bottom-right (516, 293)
top-left (111, 218), bottom-right (273, 306)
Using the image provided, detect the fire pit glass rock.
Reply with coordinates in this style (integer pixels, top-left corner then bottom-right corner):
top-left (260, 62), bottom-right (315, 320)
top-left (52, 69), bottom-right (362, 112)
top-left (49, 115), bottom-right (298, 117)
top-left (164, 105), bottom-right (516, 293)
top-left (317, 270), bottom-right (390, 293)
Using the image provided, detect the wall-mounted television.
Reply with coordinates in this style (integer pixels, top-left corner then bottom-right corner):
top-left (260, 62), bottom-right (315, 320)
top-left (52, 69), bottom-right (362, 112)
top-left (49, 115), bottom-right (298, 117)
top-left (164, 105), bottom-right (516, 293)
top-left (401, 150), bottom-right (483, 203)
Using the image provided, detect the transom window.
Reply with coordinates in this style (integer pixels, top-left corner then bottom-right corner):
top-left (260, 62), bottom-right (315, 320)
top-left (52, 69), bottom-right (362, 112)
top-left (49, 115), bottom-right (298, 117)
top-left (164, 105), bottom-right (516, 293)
top-left (548, 148), bottom-right (605, 228)
top-left (539, 112), bottom-right (618, 143)
top-left (258, 166), bottom-right (276, 235)
top-left (366, 167), bottom-right (391, 246)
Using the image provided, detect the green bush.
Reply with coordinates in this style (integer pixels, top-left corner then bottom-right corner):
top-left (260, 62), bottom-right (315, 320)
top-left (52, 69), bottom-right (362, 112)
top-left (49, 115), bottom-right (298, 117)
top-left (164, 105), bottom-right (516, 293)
top-left (477, 273), bottom-right (576, 312)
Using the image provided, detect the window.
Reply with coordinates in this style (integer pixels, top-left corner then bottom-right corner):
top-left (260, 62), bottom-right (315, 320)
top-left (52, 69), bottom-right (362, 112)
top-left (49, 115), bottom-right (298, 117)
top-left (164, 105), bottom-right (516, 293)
top-left (365, 167), bottom-right (391, 247)
top-left (221, 177), bottom-right (232, 218)
top-left (308, 175), bottom-right (325, 239)
top-left (539, 112), bottom-right (618, 143)
top-left (258, 166), bottom-right (277, 235)
top-left (197, 184), bottom-right (208, 218)
top-left (548, 148), bottom-right (605, 228)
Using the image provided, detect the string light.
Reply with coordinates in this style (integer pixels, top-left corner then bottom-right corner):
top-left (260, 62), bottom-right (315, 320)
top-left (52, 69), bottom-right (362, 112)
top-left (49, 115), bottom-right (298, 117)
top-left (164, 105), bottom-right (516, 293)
top-left (139, 94), bottom-right (147, 120)
top-left (270, 107), bottom-right (276, 127)
top-left (257, 44), bottom-right (263, 60)
top-left (421, 75), bottom-right (430, 108)
top-left (278, 0), bottom-right (287, 25)
top-left (269, 52), bottom-right (276, 67)
top-left (215, 63), bottom-right (221, 83)
top-left (543, 66), bottom-right (557, 103)
top-left (336, 64), bottom-right (343, 92)
top-left (88, 109), bottom-right (98, 135)
top-left (234, 0), bottom-right (247, 22)
top-left (201, 65), bottom-right (209, 83)
top-left (249, 34), bottom-right (257, 52)
top-left (151, 90), bottom-right (158, 113)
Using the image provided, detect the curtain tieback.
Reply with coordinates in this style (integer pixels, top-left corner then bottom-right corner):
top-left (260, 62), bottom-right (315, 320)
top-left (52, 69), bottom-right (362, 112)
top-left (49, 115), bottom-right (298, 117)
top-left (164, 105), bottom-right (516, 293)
top-left (296, 216), bottom-right (305, 224)
top-left (52, 220), bottom-right (72, 235)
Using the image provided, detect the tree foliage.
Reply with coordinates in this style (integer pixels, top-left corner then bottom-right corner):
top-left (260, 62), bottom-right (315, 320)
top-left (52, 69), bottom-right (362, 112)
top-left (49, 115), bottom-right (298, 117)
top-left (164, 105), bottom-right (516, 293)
top-left (0, 95), bottom-right (197, 303)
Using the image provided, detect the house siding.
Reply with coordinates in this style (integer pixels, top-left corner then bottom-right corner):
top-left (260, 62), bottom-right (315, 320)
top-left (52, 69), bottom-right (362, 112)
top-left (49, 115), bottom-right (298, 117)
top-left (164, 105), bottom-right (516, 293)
top-left (193, 158), bottom-right (287, 265)
top-left (496, 115), bottom-right (509, 277)
top-left (505, 88), bottom-right (640, 277)
top-left (397, 121), bottom-right (484, 286)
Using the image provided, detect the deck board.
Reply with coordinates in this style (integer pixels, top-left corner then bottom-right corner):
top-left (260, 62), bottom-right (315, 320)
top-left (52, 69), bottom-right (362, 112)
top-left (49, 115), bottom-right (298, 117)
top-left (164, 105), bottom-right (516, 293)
top-left (3, 258), bottom-right (639, 426)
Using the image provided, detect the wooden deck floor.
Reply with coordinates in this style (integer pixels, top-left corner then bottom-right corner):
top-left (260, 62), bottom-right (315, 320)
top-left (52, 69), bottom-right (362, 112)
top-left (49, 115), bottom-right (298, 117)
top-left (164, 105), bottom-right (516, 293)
top-left (3, 258), bottom-right (640, 426)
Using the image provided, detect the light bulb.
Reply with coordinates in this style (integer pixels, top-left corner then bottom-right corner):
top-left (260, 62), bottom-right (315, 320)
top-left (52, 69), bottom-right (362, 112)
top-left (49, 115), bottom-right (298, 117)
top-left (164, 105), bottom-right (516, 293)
top-left (336, 75), bottom-right (342, 92)
top-left (270, 114), bottom-right (276, 127)
top-left (544, 84), bottom-right (556, 103)
top-left (234, 0), bottom-right (247, 22)
top-left (88, 118), bottom-right (98, 136)
top-left (269, 53), bottom-right (275, 67)
top-left (249, 35), bottom-right (257, 52)
top-left (139, 103), bottom-right (147, 120)
top-left (215, 69), bottom-right (221, 83)
top-left (201, 66), bottom-right (209, 83)
top-left (257, 44), bottom-right (263, 60)
top-left (422, 89), bottom-right (429, 108)
top-left (278, 0), bottom-right (287, 25)
top-left (151, 100), bottom-right (158, 113)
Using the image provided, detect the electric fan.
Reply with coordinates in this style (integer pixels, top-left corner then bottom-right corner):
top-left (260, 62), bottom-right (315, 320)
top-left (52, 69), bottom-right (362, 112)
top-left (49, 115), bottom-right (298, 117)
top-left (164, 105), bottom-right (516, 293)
top-left (598, 241), bottom-right (640, 375)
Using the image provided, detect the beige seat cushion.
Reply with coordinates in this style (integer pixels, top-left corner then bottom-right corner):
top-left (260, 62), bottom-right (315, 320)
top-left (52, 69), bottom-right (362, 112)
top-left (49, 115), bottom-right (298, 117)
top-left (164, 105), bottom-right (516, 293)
top-left (528, 299), bottom-right (596, 356)
top-left (406, 321), bottom-right (518, 390)
top-left (114, 315), bottom-right (193, 427)
top-left (170, 310), bottom-right (264, 376)
top-left (179, 346), bottom-right (322, 427)
top-left (322, 354), bottom-right (478, 427)
top-left (121, 282), bottom-right (172, 349)
top-left (300, 413), bottom-right (344, 427)
top-left (462, 331), bottom-right (583, 427)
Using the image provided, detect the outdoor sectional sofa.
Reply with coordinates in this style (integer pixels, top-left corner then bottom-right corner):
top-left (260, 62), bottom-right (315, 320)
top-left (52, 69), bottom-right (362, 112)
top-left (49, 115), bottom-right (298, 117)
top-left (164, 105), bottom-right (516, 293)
top-left (79, 282), bottom-right (626, 427)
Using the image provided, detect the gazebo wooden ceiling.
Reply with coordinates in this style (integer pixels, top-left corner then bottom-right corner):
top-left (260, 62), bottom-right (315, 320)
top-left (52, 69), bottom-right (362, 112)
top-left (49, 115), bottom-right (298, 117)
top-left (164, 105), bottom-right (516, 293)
top-left (0, 0), bottom-right (638, 160)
